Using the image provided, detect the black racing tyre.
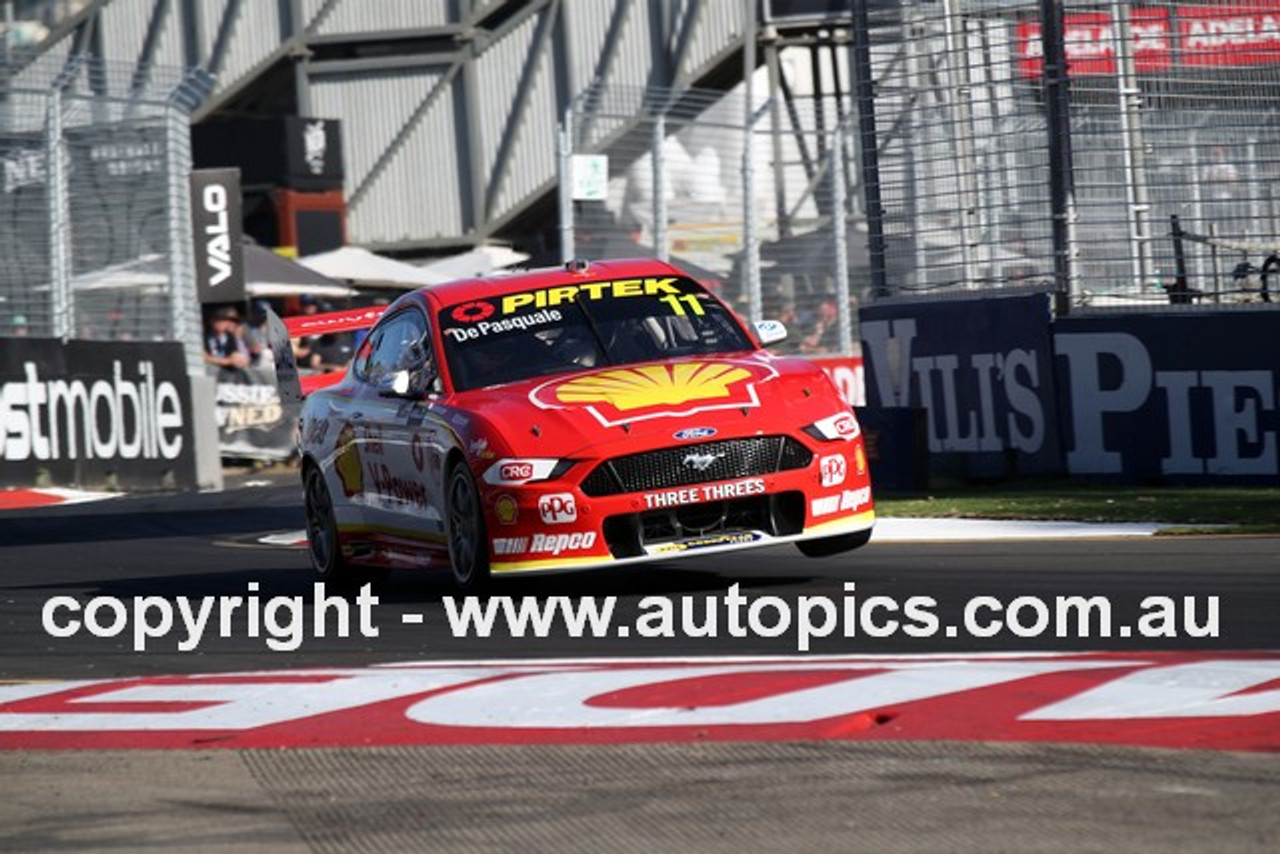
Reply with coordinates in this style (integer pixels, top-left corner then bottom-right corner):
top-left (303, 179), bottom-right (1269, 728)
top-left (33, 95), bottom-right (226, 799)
top-left (446, 462), bottom-right (491, 590)
top-left (304, 466), bottom-right (388, 590)
top-left (796, 527), bottom-right (873, 558)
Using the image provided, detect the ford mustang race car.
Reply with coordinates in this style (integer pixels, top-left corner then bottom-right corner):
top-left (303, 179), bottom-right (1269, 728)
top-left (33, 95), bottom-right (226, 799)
top-left (272, 258), bottom-right (874, 588)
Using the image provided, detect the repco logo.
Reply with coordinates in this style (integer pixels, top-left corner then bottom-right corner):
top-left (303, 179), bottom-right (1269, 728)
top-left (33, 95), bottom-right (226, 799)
top-left (530, 531), bottom-right (597, 555)
top-left (538, 493), bottom-right (577, 524)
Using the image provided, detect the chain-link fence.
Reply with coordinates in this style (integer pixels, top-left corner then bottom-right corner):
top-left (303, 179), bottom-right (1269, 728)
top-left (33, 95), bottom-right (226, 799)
top-left (0, 55), bottom-right (211, 368)
top-left (560, 84), bottom-right (861, 356)
top-left (875, 0), bottom-right (1280, 309)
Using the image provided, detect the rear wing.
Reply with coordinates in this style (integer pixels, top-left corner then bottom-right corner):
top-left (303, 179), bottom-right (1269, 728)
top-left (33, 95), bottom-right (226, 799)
top-left (264, 305), bottom-right (386, 400)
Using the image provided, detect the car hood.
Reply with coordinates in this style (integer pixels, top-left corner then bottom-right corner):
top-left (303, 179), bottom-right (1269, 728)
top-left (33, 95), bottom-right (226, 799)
top-left (451, 352), bottom-right (846, 458)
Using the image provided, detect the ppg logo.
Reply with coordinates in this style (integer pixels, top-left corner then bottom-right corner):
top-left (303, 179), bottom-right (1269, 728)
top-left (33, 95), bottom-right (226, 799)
top-left (819, 454), bottom-right (847, 488)
top-left (538, 493), bottom-right (578, 524)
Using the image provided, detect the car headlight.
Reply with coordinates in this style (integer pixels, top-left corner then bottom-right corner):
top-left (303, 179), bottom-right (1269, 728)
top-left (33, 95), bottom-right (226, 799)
top-left (482, 458), bottom-right (576, 485)
top-left (803, 411), bottom-right (861, 442)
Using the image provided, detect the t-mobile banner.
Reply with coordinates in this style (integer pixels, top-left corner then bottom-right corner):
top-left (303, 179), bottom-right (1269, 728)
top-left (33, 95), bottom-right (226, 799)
top-left (1054, 313), bottom-right (1279, 480)
top-left (859, 293), bottom-right (1061, 475)
top-left (190, 168), bottom-right (245, 304)
top-left (0, 339), bottom-right (197, 489)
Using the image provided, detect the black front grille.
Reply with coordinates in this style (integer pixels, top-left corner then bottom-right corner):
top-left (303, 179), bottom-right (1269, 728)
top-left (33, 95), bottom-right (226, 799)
top-left (601, 492), bottom-right (806, 558)
top-left (580, 436), bottom-right (812, 497)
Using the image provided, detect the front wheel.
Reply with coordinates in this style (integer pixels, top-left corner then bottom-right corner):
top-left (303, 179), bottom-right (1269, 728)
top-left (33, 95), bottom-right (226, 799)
top-left (796, 527), bottom-right (873, 558)
top-left (446, 462), bottom-right (490, 590)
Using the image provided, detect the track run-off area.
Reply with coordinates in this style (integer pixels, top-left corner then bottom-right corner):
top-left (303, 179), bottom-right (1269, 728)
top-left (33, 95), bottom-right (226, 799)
top-left (1, 478), bottom-right (1277, 851)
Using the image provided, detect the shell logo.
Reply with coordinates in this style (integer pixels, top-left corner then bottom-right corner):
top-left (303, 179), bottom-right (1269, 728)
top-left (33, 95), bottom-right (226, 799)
top-left (494, 494), bottom-right (518, 525)
top-left (556, 363), bottom-right (751, 410)
top-left (334, 422), bottom-right (363, 497)
top-left (531, 359), bottom-right (775, 427)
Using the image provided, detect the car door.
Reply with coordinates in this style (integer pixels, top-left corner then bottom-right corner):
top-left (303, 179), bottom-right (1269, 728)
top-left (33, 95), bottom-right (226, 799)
top-left (355, 307), bottom-right (449, 547)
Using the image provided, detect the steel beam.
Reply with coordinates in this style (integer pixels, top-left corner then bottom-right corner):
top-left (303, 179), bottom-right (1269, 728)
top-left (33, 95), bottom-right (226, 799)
top-left (483, 0), bottom-right (559, 221)
top-left (346, 63), bottom-right (462, 210)
top-left (129, 0), bottom-right (172, 97)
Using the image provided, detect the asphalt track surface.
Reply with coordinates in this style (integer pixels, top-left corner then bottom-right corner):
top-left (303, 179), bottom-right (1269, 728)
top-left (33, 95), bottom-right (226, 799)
top-left (1, 473), bottom-right (1278, 852)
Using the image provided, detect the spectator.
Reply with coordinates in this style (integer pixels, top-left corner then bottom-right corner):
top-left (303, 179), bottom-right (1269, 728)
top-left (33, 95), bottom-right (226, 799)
top-left (10, 314), bottom-right (29, 337)
top-left (776, 303), bottom-right (800, 352)
top-left (293, 335), bottom-right (323, 371)
top-left (1204, 146), bottom-right (1239, 199)
top-left (799, 298), bottom-right (840, 355)
top-left (242, 300), bottom-right (271, 367)
top-left (203, 305), bottom-right (250, 378)
top-left (312, 333), bottom-right (355, 373)
top-left (1203, 145), bottom-right (1240, 230)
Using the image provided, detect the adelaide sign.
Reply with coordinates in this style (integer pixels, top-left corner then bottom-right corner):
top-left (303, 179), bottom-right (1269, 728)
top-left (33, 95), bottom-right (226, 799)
top-left (1017, 4), bottom-right (1280, 78)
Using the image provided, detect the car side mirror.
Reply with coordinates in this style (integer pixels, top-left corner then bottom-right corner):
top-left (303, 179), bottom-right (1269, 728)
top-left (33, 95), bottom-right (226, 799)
top-left (753, 319), bottom-right (788, 347)
top-left (390, 370), bottom-right (414, 396)
top-left (386, 366), bottom-right (437, 399)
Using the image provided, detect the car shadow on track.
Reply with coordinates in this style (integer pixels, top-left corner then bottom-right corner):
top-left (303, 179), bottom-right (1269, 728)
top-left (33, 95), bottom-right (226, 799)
top-left (0, 506), bottom-right (306, 547)
top-left (10, 561), bottom-right (814, 603)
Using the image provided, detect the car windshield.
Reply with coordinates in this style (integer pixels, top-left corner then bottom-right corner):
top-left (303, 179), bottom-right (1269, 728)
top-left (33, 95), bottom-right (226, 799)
top-left (438, 275), bottom-right (753, 391)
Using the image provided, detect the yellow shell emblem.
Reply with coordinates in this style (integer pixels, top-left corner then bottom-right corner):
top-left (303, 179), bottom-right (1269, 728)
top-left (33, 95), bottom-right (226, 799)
top-left (334, 422), bottom-right (363, 497)
top-left (553, 363), bottom-right (752, 411)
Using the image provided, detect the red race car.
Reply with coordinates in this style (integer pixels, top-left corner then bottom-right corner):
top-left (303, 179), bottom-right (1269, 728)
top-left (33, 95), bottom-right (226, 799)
top-left (272, 258), bottom-right (873, 588)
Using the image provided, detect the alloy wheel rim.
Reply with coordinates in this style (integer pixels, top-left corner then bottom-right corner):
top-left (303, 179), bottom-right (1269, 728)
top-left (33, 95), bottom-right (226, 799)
top-left (449, 473), bottom-right (477, 582)
top-left (305, 474), bottom-right (332, 570)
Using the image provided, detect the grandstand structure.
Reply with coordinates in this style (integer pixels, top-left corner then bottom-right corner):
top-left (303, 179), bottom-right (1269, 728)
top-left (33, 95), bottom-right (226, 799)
top-left (10, 0), bottom-right (780, 255)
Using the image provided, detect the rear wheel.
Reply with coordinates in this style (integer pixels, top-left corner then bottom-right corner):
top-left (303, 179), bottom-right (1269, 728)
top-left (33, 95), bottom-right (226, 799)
top-left (304, 466), bottom-right (387, 589)
top-left (446, 462), bottom-right (490, 590)
top-left (796, 528), bottom-right (873, 558)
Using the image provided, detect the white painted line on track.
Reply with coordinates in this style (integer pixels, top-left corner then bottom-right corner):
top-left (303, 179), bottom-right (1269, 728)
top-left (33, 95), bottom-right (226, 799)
top-left (870, 517), bottom-right (1170, 542)
top-left (257, 517), bottom-right (1174, 549)
top-left (0, 487), bottom-right (119, 510)
top-left (258, 531), bottom-right (309, 547)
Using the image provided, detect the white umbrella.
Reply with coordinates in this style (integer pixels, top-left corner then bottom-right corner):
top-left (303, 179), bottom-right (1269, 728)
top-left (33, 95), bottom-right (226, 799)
top-left (298, 246), bottom-right (451, 288)
top-left (71, 255), bottom-right (167, 291)
top-left (417, 245), bottom-right (530, 280)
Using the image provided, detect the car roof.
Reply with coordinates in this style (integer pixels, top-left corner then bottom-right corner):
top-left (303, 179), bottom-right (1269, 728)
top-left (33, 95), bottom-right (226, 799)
top-left (413, 257), bottom-right (690, 310)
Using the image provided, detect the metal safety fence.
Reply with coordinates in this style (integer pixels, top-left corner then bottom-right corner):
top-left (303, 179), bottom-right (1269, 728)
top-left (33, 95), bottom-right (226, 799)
top-left (872, 0), bottom-right (1280, 309)
top-left (559, 84), bottom-right (861, 356)
top-left (0, 55), bottom-right (211, 369)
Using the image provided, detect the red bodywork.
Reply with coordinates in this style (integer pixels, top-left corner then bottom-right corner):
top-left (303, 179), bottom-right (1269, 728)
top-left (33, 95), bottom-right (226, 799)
top-left (290, 259), bottom-right (874, 576)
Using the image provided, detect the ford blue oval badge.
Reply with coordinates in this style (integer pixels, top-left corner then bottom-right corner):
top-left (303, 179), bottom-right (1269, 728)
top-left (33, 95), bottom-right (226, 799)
top-left (674, 427), bottom-right (717, 441)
